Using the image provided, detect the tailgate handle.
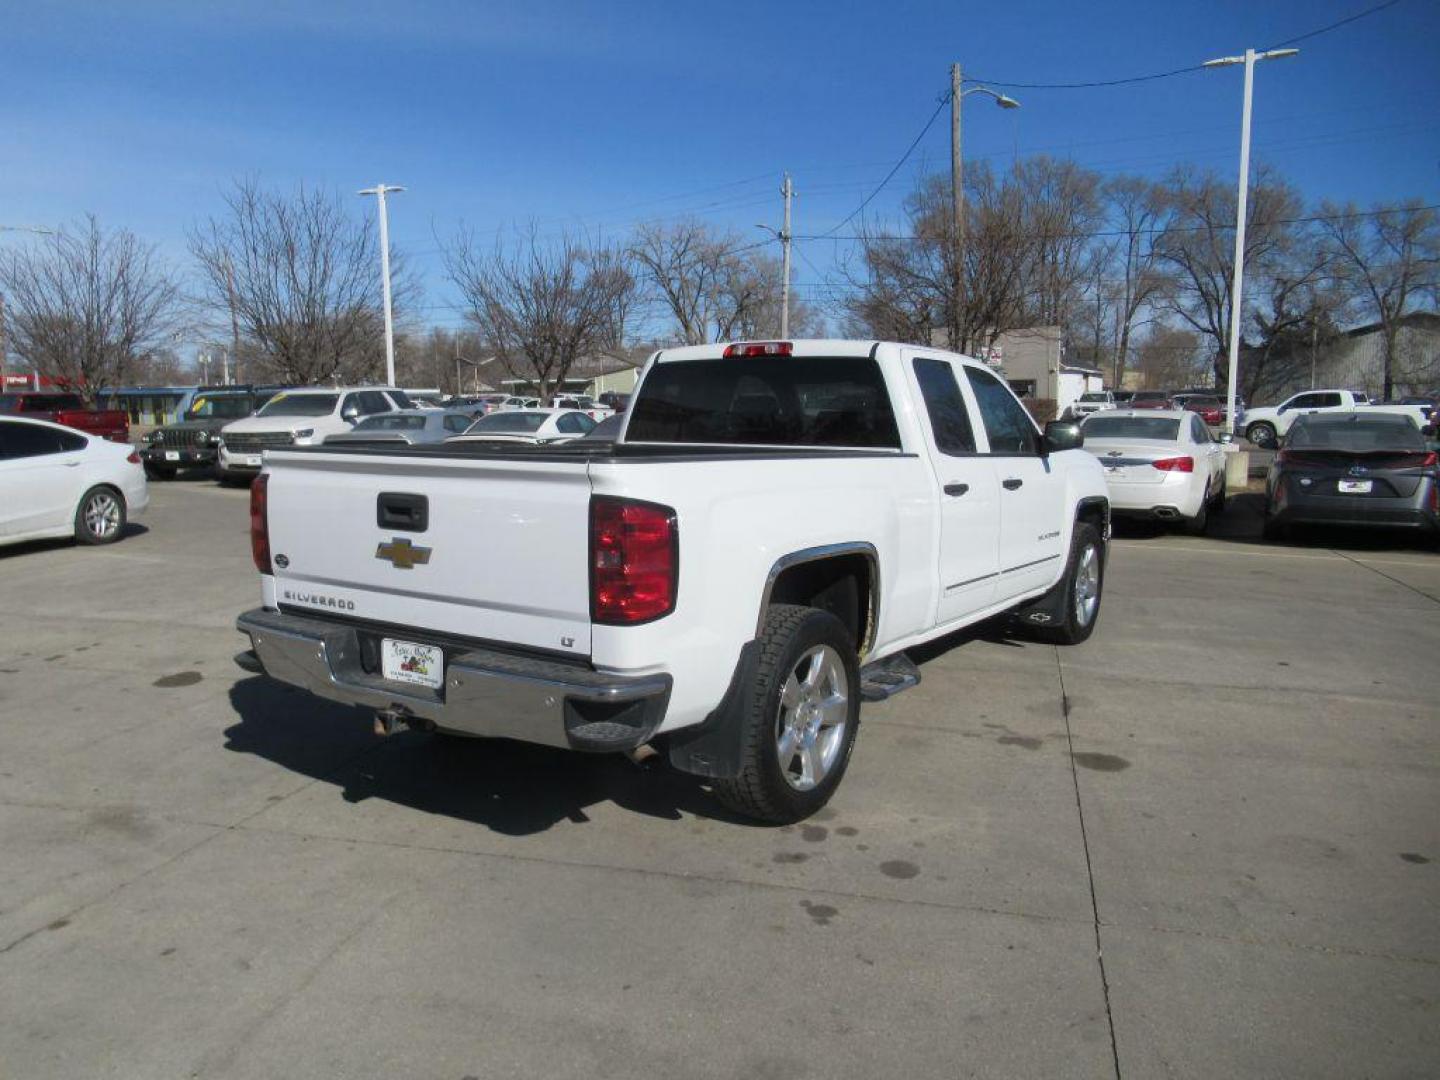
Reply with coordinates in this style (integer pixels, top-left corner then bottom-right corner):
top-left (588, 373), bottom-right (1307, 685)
top-left (377, 492), bottom-right (428, 532)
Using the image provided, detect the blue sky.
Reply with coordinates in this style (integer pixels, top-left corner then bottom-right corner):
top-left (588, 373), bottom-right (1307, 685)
top-left (4, 0), bottom-right (1437, 340)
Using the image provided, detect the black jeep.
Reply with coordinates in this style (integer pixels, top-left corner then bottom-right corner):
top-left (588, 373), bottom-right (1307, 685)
top-left (140, 387), bottom-right (277, 479)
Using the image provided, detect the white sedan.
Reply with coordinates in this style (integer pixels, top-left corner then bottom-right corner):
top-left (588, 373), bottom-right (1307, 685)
top-left (446, 408), bottom-right (598, 445)
top-left (0, 417), bottom-right (149, 548)
top-left (1080, 409), bottom-right (1227, 534)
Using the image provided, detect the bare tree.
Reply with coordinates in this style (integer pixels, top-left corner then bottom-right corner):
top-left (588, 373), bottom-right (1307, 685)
top-left (630, 221), bottom-right (800, 344)
top-left (1135, 326), bottom-right (1207, 389)
top-left (445, 225), bottom-right (634, 403)
top-left (189, 179), bottom-right (409, 385)
top-left (1096, 177), bottom-right (1171, 386)
top-left (0, 216), bottom-right (180, 401)
top-left (1317, 200), bottom-right (1440, 399)
top-left (1151, 165), bottom-right (1305, 388)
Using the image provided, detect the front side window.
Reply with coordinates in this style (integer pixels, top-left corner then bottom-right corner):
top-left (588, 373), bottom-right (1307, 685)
top-left (627, 356), bottom-right (900, 448)
top-left (965, 366), bottom-right (1040, 454)
top-left (912, 357), bottom-right (976, 455)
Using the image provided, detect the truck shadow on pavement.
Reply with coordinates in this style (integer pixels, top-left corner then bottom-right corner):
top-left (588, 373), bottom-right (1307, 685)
top-left (223, 676), bottom-right (759, 834)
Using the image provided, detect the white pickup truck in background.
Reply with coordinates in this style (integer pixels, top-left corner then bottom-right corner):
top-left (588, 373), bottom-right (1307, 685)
top-left (1242, 389), bottom-right (1428, 449)
top-left (236, 340), bottom-right (1110, 822)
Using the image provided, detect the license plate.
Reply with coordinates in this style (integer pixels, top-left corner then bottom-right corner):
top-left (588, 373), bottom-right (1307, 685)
top-left (1338, 479), bottom-right (1372, 494)
top-left (380, 638), bottom-right (444, 690)
top-left (164, 450), bottom-right (180, 461)
top-left (244, 455), bottom-right (263, 467)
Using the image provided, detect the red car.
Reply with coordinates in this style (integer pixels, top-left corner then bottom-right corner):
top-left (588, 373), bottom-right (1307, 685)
top-left (0, 391), bottom-right (130, 442)
top-left (1129, 390), bottom-right (1171, 410)
top-left (1183, 395), bottom-right (1224, 426)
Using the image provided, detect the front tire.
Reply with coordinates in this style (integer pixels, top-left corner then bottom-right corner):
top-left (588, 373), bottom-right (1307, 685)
top-left (1034, 522), bottom-right (1105, 645)
top-left (74, 486), bottom-right (126, 545)
top-left (711, 605), bottom-right (861, 824)
top-left (1246, 422), bottom-right (1277, 449)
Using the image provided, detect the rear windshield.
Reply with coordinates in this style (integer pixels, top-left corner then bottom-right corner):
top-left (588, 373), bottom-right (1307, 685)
top-left (356, 414), bottom-right (427, 431)
top-left (1083, 416), bottom-right (1181, 440)
top-left (258, 393), bottom-right (338, 417)
top-left (1288, 416), bottom-right (1424, 451)
top-left (185, 395), bottom-right (254, 420)
top-left (468, 412), bottom-right (547, 433)
top-left (626, 356), bottom-right (900, 448)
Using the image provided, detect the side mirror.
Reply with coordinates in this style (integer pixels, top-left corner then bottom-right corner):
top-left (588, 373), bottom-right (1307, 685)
top-left (1043, 420), bottom-right (1084, 454)
top-left (342, 406), bottom-right (360, 423)
top-left (1218, 431), bottom-right (1235, 444)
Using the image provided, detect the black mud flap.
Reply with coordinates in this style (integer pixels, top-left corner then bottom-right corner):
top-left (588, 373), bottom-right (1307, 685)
top-left (664, 640), bottom-right (760, 780)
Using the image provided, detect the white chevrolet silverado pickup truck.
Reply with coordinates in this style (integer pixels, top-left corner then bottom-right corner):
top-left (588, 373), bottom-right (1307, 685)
top-left (235, 340), bottom-right (1110, 822)
top-left (1242, 389), bottom-right (1427, 449)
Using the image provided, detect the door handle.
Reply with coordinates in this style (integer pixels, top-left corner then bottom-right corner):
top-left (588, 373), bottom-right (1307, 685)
top-left (943, 483), bottom-right (969, 497)
top-left (1002, 478), bottom-right (1023, 491)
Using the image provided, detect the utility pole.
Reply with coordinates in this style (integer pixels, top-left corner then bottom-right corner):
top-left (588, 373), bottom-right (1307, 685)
top-left (358, 184), bottom-right (405, 388)
top-left (225, 257), bottom-right (242, 384)
top-left (951, 62), bottom-right (964, 351)
top-left (780, 173), bottom-right (794, 338)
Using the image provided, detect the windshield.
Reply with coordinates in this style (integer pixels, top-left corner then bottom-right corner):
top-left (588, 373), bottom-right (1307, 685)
top-left (1083, 416), bottom-right (1181, 440)
top-left (1133, 392), bottom-right (1167, 402)
top-left (1288, 416), bottom-right (1424, 451)
top-left (356, 414), bottom-right (427, 431)
top-left (185, 395), bottom-right (254, 421)
top-left (1079, 392), bottom-right (1108, 402)
top-left (257, 393), bottom-right (338, 417)
top-left (467, 412), bottom-right (548, 433)
top-left (627, 356), bottom-right (900, 448)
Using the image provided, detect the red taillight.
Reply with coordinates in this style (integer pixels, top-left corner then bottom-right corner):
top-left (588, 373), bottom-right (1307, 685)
top-left (126, 449), bottom-right (140, 464)
top-left (250, 474), bottom-right (272, 575)
top-left (723, 341), bottom-right (793, 359)
top-left (590, 496), bottom-right (677, 625)
top-left (1421, 451), bottom-right (1439, 468)
top-left (1151, 456), bottom-right (1194, 472)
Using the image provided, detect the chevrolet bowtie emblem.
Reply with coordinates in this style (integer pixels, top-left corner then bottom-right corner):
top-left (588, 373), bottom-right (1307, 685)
top-left (376, 537), bottom-right (432, 569)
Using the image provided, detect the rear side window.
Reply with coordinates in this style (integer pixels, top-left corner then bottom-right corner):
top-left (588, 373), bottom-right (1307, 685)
top-left (0, 421), bottom-right (82, 459)
top-left (965, 367), bottom-right (1040, 454)
top-left (912, 357), bottom-right (976, 455)
top-left (627, 356), bottom-right (900, 448)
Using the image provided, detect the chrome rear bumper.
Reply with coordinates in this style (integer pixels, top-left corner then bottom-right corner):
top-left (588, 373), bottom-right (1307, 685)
top-left (235, 608), bottom-right (670, 752)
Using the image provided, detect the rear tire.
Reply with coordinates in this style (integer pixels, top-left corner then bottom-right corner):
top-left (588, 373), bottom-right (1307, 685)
top-left (1246, 422), bottom-right (1276, 449)
top-left (1183, 485), bottom-right (1211, 535)
top-left (1262, 515), bottom-right (1289, 542)
top-left (711, 605), bottom-right (861, 825)
top-left (1033, 523), bottom-right (1105, 646)
top-left (74, 486), bottom-right (126, 545)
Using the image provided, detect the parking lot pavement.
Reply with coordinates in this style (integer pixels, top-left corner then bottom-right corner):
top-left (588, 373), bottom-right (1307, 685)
top-left (1, 481), bottom-right (1437, 1078)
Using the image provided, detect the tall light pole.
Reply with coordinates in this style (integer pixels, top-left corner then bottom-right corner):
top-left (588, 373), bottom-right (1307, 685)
top-left (755, 173), bottom-right (795, 337)
top-left (951, 64), bottom-right (1020, 352)
top-left (358, 184), bottom-right (405, 388)
top-left (1202, 47), bottom-right (1298, 436)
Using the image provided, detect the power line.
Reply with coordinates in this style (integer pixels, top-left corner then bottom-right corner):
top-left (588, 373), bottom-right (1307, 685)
top-left (966, 0), bottom-right (1406, 88)
top-left (817, 92), bottom-right (951, 239)
top-left (792, 202), bottom-right (1440, 245)
top-left (1266, 0), bottom-right (1407, 48)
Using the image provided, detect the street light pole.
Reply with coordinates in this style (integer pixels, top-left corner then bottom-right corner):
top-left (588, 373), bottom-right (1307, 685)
top-left (949, 68), bottom-right (1020, 353)
top-left (1203, 47), bottom-right (1298, 436)
top-left (358, 184), bottom-right (405, 388)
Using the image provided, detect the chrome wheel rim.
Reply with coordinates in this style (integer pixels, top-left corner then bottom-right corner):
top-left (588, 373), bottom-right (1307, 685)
top-left (1074, 544), bottom-right (1101, 627)
top-left (84, 492), bottom-right (121, 538)
top-left (774, 645), bottom-right (850, 791)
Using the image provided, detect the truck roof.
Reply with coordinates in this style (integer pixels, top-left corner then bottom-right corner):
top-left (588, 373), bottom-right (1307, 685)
top-left (651, 339), bottom-right (882, 364)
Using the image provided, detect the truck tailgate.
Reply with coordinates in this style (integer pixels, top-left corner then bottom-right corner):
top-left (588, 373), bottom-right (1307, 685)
top-left (264, 451), bottom-right (594, 657)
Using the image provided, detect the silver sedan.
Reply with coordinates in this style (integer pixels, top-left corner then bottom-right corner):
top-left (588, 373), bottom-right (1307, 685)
top-left (323, 410), bottom-right (476, 446)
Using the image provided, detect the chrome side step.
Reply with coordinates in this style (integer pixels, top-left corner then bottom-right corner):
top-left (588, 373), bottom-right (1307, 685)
top-left (859, 653), bottom-right (921, 702)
